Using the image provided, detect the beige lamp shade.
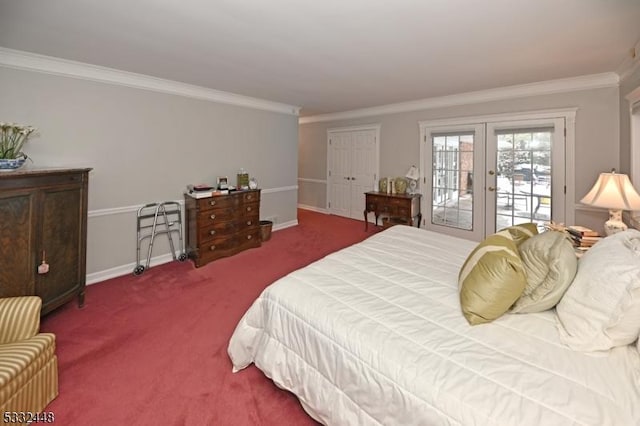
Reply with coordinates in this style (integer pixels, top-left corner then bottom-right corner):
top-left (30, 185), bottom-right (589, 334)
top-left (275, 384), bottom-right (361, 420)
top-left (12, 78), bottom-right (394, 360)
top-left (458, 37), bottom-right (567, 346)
top-left (405, 165), bottom-right (420, 180)
top-left (580, 171), bottom-right (640, 210)
top-left (581, 170), bottom-right (640, 235)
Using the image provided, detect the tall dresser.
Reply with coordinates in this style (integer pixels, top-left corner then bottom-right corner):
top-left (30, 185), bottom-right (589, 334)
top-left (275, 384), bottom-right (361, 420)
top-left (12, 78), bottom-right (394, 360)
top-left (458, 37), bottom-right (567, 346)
top-left (184, 189), bottom-right (261, 267)
top-left (0, 167), bottom-right (91, 315)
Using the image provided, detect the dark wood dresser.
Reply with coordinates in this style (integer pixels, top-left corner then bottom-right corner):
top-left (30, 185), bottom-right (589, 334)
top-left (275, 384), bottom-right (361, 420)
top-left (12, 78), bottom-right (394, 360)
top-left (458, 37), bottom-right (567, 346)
top-left (364, 191), bottom-right (422, 230)
top-left (184, 189), bottom-right (261, 267)
top-left (0, 167), bottom-right (91, 315)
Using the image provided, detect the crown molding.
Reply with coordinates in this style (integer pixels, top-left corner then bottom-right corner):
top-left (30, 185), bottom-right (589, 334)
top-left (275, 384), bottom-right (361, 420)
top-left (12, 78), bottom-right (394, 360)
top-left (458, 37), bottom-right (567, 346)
top-left (299, 73), bottom-right (619, 124)
top-left (0, 47), bottom-right (300, 116)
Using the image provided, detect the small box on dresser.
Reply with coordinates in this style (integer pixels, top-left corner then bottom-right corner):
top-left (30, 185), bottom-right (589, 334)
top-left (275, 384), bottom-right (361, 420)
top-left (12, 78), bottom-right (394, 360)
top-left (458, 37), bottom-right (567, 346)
top-left (184, 189), bottom-right (261, 267)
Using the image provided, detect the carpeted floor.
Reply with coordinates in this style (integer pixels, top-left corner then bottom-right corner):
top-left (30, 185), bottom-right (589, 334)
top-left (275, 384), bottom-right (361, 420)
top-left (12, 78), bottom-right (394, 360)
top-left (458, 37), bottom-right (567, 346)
top-left (41, 209), bottom-right (379, 425)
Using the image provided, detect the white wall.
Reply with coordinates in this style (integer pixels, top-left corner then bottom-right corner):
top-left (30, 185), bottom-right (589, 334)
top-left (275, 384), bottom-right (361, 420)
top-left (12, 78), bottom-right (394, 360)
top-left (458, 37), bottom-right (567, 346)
top-left (0, 66), bottom-right (299, 282)
top-left (299, 85), bottom-right (620, 234)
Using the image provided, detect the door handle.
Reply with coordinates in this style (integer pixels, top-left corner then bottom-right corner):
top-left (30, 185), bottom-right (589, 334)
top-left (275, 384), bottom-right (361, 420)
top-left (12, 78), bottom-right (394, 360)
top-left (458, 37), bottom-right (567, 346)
top-left (488, 187), bottom-right (496, 191)
top-left (351, 177), bottom-right (356, 181)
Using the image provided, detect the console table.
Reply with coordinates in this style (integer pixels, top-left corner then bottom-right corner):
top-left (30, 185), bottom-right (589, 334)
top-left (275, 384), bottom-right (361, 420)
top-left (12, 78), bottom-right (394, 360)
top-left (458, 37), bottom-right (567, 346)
top-left (364, 191), bottom-right (422, 231)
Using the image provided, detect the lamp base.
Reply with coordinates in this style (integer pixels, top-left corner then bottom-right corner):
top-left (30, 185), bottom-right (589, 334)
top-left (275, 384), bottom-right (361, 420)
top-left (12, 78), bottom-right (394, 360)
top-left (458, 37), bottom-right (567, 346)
top-left (604, 209), bottom-right (627, 236)
top-left (408, 179), bottom-right (417, 195)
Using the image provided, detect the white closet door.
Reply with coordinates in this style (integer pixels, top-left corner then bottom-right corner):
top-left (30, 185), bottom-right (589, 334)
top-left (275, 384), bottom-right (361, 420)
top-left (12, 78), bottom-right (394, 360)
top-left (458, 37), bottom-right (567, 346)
top-left (327, 127), bottom-right (379, 220)
top-left (328, 132), bottom-right (352, 218)
top-left (350, 130), bottom-right (378, 220)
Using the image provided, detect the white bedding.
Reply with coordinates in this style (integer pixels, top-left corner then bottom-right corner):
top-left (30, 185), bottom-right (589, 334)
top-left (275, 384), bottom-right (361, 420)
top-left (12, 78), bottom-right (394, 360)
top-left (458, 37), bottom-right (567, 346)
top-left (228, 226), bottom-right (640, 425)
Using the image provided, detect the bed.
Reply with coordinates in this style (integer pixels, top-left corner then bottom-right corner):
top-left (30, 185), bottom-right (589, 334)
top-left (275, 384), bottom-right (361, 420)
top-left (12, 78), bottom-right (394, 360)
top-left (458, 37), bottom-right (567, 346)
top-left (228, 225), bottom-right (640, 425)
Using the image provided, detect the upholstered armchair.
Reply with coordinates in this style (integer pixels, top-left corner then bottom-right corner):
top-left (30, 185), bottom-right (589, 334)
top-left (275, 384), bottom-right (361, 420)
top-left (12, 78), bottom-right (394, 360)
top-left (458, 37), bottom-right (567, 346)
top-left (0, 297), bottom-right (58, 413)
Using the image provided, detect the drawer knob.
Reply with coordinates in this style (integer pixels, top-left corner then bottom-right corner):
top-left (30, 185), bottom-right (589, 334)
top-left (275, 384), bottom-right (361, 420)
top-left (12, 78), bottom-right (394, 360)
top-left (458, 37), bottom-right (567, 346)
top-left (247, 220), bottom-right (252, 226)
top-left (209, 230), bottom-right (216, 236)
top-left (210, 214), bottom-right (216, 220)
top-left (210, 245), bottom-right (216, 251)
top-left (247, 195), bottom-right (253, 200)
top-left (210, 200), bottom-right (216, 206)
top-left (247, 235), bottom-right (252, 240)
top-left (247, 206), bottom-right (252, 211)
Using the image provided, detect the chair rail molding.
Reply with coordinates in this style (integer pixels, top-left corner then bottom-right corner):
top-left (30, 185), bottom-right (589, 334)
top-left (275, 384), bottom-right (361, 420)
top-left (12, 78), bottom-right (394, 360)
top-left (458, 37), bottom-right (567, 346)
top-left (88, 185), bottom-right (299, 218)
top-left (298, 178), bottom-right (328, 184)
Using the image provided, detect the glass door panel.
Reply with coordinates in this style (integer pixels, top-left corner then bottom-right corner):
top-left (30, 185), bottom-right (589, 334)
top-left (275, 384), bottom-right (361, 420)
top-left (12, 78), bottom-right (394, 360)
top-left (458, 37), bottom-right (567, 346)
top-left (422, 123), bottom-right (485, 241)
top-left (487, 118), bottom-right (565, 235)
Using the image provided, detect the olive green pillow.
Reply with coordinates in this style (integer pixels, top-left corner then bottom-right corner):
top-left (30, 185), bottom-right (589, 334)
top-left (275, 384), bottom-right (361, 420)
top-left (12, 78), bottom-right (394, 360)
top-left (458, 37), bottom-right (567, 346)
top-left (500, 223), bottom-right (539, 246)
top-left (458, 229), bottom-right (527, 325)
top-left (510, 231), bottom-right (577, 314)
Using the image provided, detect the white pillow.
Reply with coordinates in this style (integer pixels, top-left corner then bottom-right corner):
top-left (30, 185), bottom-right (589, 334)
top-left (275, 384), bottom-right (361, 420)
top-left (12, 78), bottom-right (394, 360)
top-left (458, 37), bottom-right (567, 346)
top-left (556, 229), bottom-right (640, 352)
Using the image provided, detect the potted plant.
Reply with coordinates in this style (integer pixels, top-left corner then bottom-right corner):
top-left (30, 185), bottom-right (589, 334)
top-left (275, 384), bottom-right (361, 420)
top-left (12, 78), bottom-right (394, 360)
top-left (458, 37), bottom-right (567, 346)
top-left (0, 122), bottom-right (37, 170)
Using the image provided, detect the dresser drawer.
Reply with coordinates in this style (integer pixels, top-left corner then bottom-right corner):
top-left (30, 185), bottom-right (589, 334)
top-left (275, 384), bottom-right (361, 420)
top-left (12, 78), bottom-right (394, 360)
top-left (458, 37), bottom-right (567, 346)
top-left (389, 197), bottom-right (407, 206)
top-left (237, 228), bottom-right (261, 248)
top-left (238, 213), bottom-right (260, 229)
top-left (198, 220), bottom-right (237, 243)
top-left (201, 234), bottom-right (239, 256)
top-left (238, 201), bottom-right (259, 217)
top-left (242, 191), bottom-right (260, 203)
top-left (197, 206), bottom-right (237, 224)
top-left (196, 195), bottom-right (239, 212)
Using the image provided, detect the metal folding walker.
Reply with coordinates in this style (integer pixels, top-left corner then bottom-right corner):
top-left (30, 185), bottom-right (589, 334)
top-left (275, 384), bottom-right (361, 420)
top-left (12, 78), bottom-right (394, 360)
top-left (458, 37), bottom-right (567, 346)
top-left (133, 201), bottom-right (187, 275)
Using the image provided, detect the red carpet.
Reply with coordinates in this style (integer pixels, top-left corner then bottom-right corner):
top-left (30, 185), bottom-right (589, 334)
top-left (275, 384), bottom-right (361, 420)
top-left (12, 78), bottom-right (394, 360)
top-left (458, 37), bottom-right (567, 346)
top-left (41, 209), bottom-right (379, 425)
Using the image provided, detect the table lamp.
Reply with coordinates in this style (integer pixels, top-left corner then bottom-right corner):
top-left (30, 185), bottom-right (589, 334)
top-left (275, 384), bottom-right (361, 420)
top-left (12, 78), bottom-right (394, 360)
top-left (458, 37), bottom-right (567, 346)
top-left (580, 169), bottom-right (640, 235)
top-left (405, 165), bottom-right (420, 194)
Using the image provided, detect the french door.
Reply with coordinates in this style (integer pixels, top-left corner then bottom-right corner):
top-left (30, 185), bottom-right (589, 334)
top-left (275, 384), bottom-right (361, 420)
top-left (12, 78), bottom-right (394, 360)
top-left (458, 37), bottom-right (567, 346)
top-left (420, 112), bottom-right (571, 241)
top-left (327, 126), bottom-right (379, 220)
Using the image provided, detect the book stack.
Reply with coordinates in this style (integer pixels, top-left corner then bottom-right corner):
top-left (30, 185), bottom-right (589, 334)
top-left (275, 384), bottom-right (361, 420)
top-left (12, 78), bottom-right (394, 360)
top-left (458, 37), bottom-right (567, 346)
top-left (566, 225), bottom-right (602, 248)
top-left (186, 184), bottom-right (215, 199)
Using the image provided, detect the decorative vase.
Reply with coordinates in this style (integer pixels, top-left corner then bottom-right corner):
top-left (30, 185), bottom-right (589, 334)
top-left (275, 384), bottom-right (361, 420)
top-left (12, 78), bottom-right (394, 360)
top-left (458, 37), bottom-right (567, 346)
top-left (394, 177), bottom-right (408, 195)
top-left (379, 178), bottom-right (388, 193)
top-left (0, 158), bottom-right (26, 171)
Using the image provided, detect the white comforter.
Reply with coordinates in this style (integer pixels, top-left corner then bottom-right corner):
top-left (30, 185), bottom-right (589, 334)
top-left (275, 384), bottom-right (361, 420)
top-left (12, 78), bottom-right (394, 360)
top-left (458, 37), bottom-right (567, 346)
top-left (228, 226), bottom-right (640, 426)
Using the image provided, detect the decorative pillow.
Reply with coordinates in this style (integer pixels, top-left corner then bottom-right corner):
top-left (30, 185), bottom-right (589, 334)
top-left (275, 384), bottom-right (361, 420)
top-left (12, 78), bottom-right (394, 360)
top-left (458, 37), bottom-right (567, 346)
top-left (556, 229), bottom-right (640, 352)
top-left (459, 229), bottom-right (526, 325)
top-left (500, 223), bottom-right (539, 246)
top-left (510, 231), bottom-right (577, 313)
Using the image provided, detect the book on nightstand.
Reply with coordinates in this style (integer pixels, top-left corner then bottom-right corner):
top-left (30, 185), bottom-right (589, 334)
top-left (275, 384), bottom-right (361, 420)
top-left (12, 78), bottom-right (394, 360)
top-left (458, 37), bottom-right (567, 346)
top-left (566, 225), bottom-right (602, 248)
top-left (566, 225), bottom-right (600, 238)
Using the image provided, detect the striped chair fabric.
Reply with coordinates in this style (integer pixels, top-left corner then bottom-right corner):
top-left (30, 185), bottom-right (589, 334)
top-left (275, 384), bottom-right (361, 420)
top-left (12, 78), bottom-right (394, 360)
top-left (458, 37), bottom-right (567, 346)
top-left (0, 297), bottom-right (58, 415)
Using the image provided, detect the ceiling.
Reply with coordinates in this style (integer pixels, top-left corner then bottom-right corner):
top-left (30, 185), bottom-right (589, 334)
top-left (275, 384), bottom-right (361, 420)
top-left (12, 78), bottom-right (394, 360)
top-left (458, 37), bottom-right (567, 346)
top-left (1, 0), bottom-right (639, 116)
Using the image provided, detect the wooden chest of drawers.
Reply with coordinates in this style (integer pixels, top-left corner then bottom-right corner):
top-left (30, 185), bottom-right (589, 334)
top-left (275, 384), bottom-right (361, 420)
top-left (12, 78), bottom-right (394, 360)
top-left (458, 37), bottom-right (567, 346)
top-left (184, 189), bottom-right (261, 267)
top-left (364, 191), bottom-right (422, 230)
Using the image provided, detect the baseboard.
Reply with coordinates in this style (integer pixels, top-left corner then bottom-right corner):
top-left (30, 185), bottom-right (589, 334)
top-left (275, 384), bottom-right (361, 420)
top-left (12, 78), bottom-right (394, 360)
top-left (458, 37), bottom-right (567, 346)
top-left (86, 253), bottom-right (176, 285)
top-left (86, 220), bottom-right (299, 285)
top-left (298, 204), bottom-right (329, 214)
top-left (273, 219), bottom-right (299, 231)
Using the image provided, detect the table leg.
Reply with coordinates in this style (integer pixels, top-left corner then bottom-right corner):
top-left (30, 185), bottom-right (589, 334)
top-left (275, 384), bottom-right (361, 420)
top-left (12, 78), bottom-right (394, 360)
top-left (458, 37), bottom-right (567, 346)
top-left (416, 213), bottom-right (422, 228)
top-left (364, 210), bottom-right (368, 231)
top-left (534, 196), bottom-right (541, 216)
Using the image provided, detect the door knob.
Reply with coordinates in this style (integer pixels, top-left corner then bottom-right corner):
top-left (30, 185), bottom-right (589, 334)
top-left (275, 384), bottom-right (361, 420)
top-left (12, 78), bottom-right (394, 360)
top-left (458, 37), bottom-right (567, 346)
top-left (488, 187), bottom-right (496, 191)
top-left (488, 170), bottom-right (495, 175)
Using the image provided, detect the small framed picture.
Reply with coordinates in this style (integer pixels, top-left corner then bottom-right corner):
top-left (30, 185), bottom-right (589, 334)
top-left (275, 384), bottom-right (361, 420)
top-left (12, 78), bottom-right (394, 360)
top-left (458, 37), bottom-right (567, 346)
top-left (217, 176), bottom-right (228, 190)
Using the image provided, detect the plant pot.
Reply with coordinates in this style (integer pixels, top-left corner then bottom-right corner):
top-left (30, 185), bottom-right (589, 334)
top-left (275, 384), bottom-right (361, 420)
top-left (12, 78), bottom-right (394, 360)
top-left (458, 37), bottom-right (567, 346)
top-left (0, 158), bottom-right (26, 171)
